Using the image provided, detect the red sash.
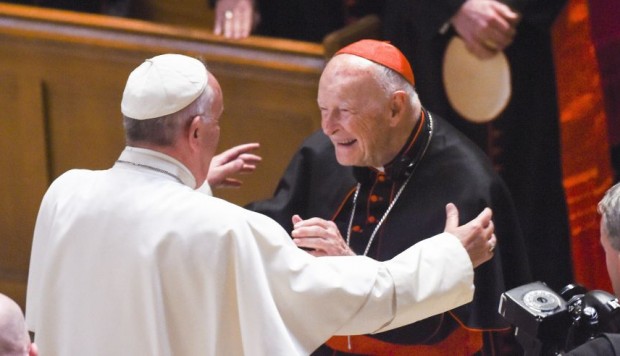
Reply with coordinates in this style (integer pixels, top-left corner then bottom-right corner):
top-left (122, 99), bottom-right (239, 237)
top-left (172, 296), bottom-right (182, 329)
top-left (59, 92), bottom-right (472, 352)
top-left (325, 324), bottom-right (483, 355)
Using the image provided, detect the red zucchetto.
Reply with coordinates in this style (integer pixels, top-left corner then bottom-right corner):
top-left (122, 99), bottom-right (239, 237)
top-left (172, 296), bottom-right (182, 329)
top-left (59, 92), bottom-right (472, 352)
top-left (335, 39), bottom-right (415, 86)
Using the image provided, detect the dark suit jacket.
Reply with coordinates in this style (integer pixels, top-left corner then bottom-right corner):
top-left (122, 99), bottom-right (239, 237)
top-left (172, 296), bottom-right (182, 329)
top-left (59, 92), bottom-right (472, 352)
top-left (566, 334), bottom-right (620, 355)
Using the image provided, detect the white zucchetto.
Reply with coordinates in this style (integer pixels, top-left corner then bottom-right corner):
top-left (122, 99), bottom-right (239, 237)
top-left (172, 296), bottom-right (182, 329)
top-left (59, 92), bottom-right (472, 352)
top-left (121, 54), bottom-right (208, 120)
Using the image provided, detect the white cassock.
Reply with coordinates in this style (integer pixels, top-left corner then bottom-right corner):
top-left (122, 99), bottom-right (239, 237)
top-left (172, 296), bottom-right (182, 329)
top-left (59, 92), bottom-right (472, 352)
top-left (26, 146), bottom-right (475, 356)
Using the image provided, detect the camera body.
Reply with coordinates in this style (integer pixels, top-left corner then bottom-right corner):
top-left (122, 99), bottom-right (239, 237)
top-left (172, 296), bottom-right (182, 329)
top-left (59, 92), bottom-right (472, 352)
top-left (499, 281), bottom-right (620, 355)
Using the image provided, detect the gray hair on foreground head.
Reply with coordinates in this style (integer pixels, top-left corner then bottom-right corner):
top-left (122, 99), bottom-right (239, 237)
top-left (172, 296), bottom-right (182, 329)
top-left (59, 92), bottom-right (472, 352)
top-left (599, 182), bottom-right (620, 251)
top-left (123, 90), bottom-right (212, 146)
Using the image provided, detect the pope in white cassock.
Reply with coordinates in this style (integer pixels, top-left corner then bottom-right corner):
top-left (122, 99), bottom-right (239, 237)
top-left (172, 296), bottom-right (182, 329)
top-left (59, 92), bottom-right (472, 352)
top-left (25, 53), bottom-right (497, 355)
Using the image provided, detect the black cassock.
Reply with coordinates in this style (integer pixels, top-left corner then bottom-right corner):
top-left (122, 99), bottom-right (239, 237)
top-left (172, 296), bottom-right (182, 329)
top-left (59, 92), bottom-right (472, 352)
top-left (248, 110), bottom-right (532, 354)
top-left (382, 0), bottom-right (573, 292)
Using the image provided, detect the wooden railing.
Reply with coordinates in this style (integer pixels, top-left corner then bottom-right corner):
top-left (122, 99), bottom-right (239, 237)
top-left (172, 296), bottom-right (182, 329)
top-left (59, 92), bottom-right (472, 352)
top-left (0, 2), bottom-right (325, 308)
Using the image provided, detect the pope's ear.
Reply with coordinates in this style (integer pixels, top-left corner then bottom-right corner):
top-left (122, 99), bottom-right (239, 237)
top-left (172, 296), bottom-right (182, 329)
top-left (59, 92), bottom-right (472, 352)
top-left (187, 115), bottom-right (203, 148)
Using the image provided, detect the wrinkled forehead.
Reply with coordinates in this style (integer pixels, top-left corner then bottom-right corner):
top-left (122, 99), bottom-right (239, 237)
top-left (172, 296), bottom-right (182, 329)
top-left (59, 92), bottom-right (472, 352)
top-left (319, 55), bottom-right (379, 94)
top-left (323, 55), bottom-right (377, 78)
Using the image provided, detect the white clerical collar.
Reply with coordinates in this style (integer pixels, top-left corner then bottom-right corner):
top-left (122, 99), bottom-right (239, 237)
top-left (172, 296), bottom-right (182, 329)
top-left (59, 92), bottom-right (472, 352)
top-left (116, 146), bottom-right (197, 189)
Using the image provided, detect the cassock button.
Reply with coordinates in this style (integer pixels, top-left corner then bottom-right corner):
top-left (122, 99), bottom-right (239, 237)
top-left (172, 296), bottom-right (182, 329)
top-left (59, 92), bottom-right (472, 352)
top-left (370, 195), bottom-right (379, 203)
top-left (367, 216), bottom-right (377, 223)
top-left (377, 174), bottom-right (386, 183)
top-left (352, 225), bottom-right (362, 233)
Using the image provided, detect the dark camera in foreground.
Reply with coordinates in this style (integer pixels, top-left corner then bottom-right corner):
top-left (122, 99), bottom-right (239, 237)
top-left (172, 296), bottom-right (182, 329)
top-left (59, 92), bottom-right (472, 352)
top-left (499, 281), bottom-right (620, 355)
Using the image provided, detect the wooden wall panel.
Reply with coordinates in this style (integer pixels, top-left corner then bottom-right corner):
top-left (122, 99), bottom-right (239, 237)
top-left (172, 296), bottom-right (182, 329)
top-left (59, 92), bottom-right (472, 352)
top-left (0, 72), bottom-right (49, 309)
top-left (130, 0), bottom-right (214, 30)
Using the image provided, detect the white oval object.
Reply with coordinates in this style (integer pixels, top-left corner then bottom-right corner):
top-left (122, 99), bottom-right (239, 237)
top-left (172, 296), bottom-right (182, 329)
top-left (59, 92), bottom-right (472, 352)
top-left (442, 36), bottom-right (511, 123)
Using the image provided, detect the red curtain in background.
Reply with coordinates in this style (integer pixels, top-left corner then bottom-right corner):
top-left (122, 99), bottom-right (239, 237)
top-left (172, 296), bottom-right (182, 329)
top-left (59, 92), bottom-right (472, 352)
top-left (588, 0), bottom-right (620, 150)
top-left (552, 0), bottom-right (617, 292)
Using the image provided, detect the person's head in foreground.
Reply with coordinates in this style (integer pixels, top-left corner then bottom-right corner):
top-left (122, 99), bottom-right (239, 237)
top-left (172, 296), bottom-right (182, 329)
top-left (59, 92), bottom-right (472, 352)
top-left (0, 293), bottom-right (37, 356)
top-left (598, 182), bottom-right (620, 296)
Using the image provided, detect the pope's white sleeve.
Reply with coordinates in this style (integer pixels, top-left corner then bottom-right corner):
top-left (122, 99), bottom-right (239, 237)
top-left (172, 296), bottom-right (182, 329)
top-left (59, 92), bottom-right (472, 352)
top-left (333, 232), bottom-right (474, 335)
